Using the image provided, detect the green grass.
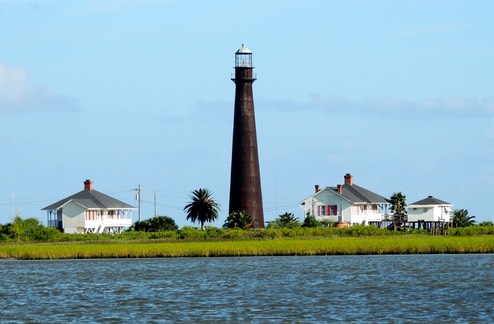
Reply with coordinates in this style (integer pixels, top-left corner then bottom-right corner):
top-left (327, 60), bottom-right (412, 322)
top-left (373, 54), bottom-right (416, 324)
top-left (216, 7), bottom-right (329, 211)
top-left (1, 236), bottom-right (494, 259)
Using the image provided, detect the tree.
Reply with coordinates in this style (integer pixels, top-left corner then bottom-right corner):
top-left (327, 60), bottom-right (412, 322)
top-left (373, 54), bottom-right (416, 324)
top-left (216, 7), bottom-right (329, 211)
top-left (452, 209), bottom-right (476, 228)
top-left (268, 212), bottom-right (300, 228)
top-left (302, 215), bottom-right (322, 228)
top-left (129, 216), bottom-right (178, 232)
top-left (223, 211), bottom-right (252, 230)
top-left (1, 216), bottom-right (61, 242)
top-left (184, 188), bottom-right (220, 230)
top-left (390, 192), bottom-right (407, 215)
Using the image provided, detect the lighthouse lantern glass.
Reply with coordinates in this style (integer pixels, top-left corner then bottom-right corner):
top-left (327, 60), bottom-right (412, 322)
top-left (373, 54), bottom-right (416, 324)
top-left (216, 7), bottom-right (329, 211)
top-left (235, 53), bottom-right (252, 67)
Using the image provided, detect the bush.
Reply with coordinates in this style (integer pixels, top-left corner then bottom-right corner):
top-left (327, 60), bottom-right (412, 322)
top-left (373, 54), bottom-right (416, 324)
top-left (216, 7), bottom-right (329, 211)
top-left (341, 225), bottom-right (391, 237)
top-left (479, 221), bottom-right (494, 226)
top-left (222, 228), bottom-right (247, 240)
top-left (449, 225), bottom-right (494, 236)
top-left (257, 228), bottom-right (283, 239)
top-left (129, 216), bottom-right (178, 232)
top-left (205, 227), bottom-right (225, 239)
top-left (178, 226), bottom-right (206, 240)
top-left (302, 215), bottom-right (322, 228)
top-left (0, 217), bottom-right (64, 242)
top-left (149, 231), bottom-right (179, 240)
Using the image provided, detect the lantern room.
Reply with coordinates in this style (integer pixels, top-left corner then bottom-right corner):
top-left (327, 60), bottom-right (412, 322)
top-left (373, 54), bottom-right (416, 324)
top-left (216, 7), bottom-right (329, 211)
top-left (235, 43), bottom-right (253, 67)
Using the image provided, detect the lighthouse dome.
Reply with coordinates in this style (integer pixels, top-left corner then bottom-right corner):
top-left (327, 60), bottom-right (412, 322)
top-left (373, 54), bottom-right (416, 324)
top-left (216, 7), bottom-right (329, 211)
top-left (236, 43), bottom-right (252, 54)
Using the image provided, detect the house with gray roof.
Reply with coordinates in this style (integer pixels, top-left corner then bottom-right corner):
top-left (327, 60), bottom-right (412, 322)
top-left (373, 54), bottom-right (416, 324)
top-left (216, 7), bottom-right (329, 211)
top-left (300, 173), bottom-right (391, 225)
top-left (42, 180), bottom-right (135, 234)
top-left (407, 195), bottom-right (453, 223)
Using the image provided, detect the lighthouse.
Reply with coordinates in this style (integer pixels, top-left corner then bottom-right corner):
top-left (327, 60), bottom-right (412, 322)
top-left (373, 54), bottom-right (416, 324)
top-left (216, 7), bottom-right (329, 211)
top-left (228, 44), bottom-right (265, 228)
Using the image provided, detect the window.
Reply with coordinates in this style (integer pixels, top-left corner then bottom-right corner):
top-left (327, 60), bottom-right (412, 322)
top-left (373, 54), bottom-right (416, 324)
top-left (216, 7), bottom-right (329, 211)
top-left (317, 205), bottom-right (338, 216)
top-left (86, 210), bottom-right (96, 220)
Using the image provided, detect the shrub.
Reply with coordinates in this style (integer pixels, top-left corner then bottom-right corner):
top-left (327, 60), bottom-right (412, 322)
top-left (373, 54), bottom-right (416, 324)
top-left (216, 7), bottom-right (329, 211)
top-left (449, 225), bottom-right (494, 236)
top-left (341, 225), bottom-right (390, 237)
top-left (148, 231), bottom-right (179, 240)
top-left (129, 216), bottom-right (178, 232)
top-left (257, 228), bottom-right (283, 239)
top-left (302, 215), bottom-right (322, 228)
top-left (205, 227), bottom-right (225, 239)
top-left (178, 226), bottom-right (206, 240)
top-left (223, 211), bottom-right (253, 230)
top-left (222, 228), bottom-right (247, 240)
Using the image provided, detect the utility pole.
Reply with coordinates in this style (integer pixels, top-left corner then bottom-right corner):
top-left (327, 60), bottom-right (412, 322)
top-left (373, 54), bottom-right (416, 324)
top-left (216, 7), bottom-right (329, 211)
top-left (11, 190), bottom-right (15, 218)
top-left (154, 190), bottom-right (157, 217)
top-left (275, 178), bottom-right (278, 219)
top-left (136, 185), bottom-right (141, 222)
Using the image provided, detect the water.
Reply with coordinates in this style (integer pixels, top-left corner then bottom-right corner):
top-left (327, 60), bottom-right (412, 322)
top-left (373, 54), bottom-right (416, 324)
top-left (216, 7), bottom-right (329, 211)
top-left (1, 255), bottom-right (493, 323)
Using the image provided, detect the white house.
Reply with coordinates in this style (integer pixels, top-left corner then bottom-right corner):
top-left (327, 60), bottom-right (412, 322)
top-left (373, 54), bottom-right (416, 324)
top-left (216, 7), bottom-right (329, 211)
top-left (300, 174), bottom-right (390, 225)
top-left (42, 180), bottom-right (135, 234)
top-left (407, 195), bottom-right (453, 223)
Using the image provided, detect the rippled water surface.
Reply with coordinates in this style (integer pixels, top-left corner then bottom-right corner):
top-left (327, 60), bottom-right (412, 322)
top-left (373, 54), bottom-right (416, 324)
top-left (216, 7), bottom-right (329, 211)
top-left (1, 254), bottom-right (493, 322)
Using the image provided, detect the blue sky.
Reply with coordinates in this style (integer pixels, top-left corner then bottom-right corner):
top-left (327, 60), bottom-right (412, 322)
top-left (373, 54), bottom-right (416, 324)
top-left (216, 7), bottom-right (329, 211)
top-left (1, 0), bottom-right (493, 227)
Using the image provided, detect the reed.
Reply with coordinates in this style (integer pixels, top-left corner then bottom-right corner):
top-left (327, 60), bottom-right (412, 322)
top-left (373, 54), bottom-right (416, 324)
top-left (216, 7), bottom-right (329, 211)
top-left (1, 236), bottom-right (494, 259)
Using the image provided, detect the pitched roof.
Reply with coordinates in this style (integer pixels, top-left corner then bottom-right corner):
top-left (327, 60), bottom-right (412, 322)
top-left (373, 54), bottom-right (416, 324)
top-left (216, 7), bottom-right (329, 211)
top-left (42, 189), bottom-right (135, 211)
top-left (302, 183), bottom-right (389, 205)
top-left (409, 196), bottom-right (452, 206)
top-left (334, 183), bottom-right (389, 204)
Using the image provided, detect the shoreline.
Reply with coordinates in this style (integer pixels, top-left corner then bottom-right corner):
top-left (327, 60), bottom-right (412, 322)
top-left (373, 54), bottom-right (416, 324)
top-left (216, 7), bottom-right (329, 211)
top-left (1, 236), bottom-right (494, 260)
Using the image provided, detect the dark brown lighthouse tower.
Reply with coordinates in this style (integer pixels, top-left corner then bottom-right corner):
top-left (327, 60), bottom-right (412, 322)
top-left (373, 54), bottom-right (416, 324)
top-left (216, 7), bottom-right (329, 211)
top-left (229, 44), bottom-right (264, 228)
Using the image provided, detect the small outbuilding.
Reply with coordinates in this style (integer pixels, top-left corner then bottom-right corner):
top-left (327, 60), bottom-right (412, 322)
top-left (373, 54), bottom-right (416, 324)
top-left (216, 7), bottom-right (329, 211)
top-left (407, 195), bottom-right (453, 223)
top-left (42, 180), bottom-right (135, 234)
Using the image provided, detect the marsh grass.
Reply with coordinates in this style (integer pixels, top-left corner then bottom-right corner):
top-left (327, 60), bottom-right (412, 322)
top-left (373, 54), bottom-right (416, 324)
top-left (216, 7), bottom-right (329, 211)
top-left (1, 236), bottom-right (494, 260)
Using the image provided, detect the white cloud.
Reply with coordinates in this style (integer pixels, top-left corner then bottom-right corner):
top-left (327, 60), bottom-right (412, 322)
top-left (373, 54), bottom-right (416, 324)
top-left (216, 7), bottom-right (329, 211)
top-left (367, 96), bottom-right (492, 118)
top-left (0, 62), bottom-right (77, 112)
top-left (262, 95), bottom-right (494, 120)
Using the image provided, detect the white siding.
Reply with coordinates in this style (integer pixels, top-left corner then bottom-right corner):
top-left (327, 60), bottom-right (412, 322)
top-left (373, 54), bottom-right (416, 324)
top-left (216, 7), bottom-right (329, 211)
top-left (62, 202), bottom-right (86, 233)
top-left (302, 189), bottom-right (389, 225)
top-left (302, 190), bottom-right (351, 223)
top-left (407, 205), bottom-right (452, 222)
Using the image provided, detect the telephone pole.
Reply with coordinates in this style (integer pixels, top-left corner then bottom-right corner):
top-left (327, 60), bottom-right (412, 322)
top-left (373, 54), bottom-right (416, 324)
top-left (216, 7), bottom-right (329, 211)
top-left (135, 185), bottom-right (141, 222)
top-left (154, 190), bottom-right (157, 217)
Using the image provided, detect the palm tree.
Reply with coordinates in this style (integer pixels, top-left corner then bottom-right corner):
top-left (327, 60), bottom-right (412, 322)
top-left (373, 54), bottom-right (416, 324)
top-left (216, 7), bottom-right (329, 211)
top-left (223, 211), bottom-right (252, 230)
top-left (390, 192), bottom-right (407, 215)
top-left (452, 209), bottom-right (476, 228)
top-left (268, 212), bottom-right (300, 228)
top-left (184, 188), bottom-right (220, 230)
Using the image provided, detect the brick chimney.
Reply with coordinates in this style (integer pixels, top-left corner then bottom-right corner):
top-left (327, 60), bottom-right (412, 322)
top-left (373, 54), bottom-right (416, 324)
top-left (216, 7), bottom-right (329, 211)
top-left (315, 184), bottom-right (320, 193)
top-left (337, 184), bottom-right (342, 194)
top-left (344, 173), bottom-right (353, 185)
top-left (84, 179), bottom-right (93, 191)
